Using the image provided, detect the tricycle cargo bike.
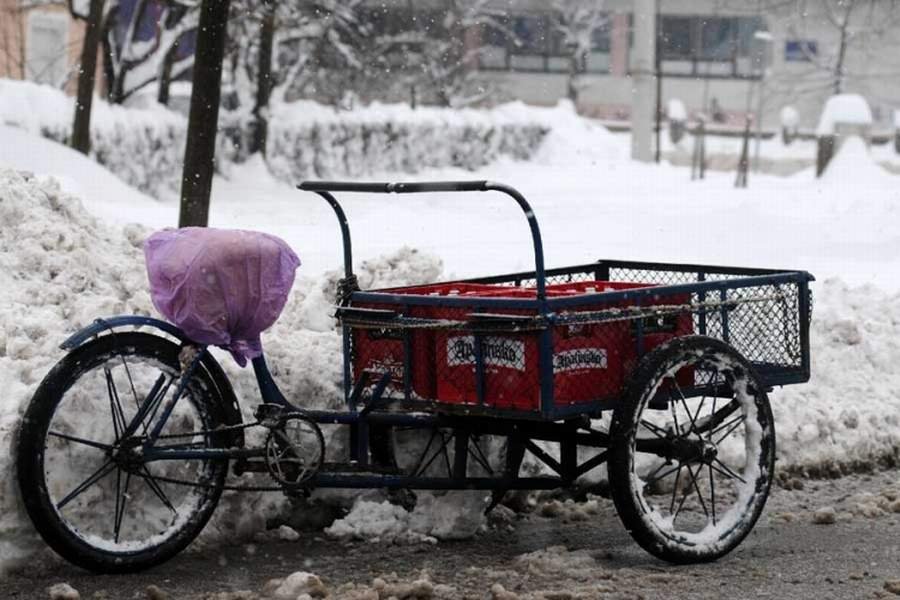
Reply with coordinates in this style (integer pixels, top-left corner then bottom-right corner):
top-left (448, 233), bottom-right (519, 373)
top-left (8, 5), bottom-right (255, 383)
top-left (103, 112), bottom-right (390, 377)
top-left (16, 181), bottom-right (813, 573)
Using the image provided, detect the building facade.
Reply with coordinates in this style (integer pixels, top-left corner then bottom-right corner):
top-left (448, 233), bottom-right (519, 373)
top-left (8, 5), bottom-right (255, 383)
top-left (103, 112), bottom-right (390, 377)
top-left (0, 0), bottom-right (87, 93)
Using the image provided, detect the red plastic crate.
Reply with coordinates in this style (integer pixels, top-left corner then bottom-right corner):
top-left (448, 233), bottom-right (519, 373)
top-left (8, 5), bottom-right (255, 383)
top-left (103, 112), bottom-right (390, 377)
top-left (352, 280), bottom-right (693, 412)
top-left (434, 281), bottom-right (693, 411)
top-left (351, 282), bottom-right (500, 399)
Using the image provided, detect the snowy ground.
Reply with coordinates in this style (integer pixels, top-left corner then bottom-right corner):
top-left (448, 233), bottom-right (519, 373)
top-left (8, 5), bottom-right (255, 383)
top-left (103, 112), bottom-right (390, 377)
top-left (0, 108), bottom-right (899, 576)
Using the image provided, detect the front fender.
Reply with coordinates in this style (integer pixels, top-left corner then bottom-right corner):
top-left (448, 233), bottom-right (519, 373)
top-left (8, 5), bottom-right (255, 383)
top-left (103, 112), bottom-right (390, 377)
top-left (62, 316), bottom-right (245, 448)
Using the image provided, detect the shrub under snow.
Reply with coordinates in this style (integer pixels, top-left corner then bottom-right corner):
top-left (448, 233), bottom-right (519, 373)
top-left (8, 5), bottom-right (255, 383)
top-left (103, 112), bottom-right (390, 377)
top-left (0, 79), bottom-right (549, 199)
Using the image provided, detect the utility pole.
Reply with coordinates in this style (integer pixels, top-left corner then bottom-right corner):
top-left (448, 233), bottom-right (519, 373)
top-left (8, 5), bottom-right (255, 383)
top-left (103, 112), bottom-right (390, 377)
top-left (631, 0), bottom-right (656, 162)
top-left (179, 0), bottom-right (232, 228)
top-left (654, 0), bottom-right (662, 163)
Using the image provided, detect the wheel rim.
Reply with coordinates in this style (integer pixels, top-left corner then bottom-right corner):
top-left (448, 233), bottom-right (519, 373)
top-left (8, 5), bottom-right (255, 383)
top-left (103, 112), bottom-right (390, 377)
top-left (627, 350), bottom-right (771, 549)
top-left (41, 350), bottom-right (220, 553)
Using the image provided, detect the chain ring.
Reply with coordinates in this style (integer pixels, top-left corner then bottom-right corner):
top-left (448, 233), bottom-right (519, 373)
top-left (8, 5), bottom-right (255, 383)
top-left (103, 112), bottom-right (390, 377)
top-left (264, 416), bottom-right (326, 489)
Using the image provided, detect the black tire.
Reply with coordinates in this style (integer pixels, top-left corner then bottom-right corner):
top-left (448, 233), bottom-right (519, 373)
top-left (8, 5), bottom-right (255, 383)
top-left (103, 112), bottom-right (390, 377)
top-left (17, 332), bottom-right (229, 573)
top-left (609, 335), bottom-right (775, 564)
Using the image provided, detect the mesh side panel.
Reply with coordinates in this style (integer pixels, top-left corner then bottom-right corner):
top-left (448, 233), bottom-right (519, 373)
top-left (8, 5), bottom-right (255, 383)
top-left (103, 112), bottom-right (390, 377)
top-left (702, 282), bottom-right (802, 369)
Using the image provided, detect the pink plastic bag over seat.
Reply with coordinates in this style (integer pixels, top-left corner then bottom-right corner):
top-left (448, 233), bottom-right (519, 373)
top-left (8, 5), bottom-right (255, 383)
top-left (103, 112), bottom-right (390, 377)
top-left (144, 227), bottom-right (300, 366)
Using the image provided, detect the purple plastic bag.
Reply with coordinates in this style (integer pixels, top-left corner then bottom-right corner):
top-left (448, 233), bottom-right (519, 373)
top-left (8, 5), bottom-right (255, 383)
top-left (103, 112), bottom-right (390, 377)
top-left (144, 227), bottom-right (300, 366)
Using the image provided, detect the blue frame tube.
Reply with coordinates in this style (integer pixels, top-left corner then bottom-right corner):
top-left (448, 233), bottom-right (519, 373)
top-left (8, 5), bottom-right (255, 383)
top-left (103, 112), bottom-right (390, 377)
top-left (298, 180), bottom-right (549, 303)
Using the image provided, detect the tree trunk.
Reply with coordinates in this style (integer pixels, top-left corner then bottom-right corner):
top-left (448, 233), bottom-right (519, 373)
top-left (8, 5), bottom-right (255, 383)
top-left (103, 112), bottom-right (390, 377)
top-left (833, 3), bottom-right (855, 95)
top-left (834, 25), bottom-right (848, 94)
top-left (71, 0), bottom-right (105, 155)
top-left (249, 2), bottom-right (275, 156)
top-left (157, 44), bottom-right (177, 105)
top-left (567, 55), bottom-right (579, 104)
top-left (179, 0), bottom-right (231, 228)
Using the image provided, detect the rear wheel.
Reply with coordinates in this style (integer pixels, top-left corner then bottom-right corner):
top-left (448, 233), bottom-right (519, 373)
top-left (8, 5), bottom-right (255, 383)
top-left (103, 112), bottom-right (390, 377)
top-left (609, 336), bottom-right (775, 563)
top-left (17, 333), bottom-right (228, 573)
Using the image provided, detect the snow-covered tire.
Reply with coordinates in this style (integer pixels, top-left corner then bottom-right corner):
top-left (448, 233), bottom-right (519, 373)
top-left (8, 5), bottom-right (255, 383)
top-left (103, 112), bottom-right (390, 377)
top-left (609, 336), bottom-right (775, 564)
top-left (17, 333), bottom-right (228, 573)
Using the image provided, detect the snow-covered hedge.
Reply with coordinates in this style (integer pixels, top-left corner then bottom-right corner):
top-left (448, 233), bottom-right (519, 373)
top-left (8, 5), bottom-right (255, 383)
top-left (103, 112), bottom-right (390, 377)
top-left (0, 79), bottom-right (549, 198)
top-left (259, 103), bottom-right (547, 183)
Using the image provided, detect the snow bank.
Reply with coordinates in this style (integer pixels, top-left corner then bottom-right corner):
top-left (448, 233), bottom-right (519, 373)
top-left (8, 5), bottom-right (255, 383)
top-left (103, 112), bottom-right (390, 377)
top-left (0, 169), bottom-right (154, 572)
top-left (816, 94), bottom-right (873, 136)
top-left (773, 278), bottom-right (900, 475)
top-left (0, 124), bottom-right (170, 227)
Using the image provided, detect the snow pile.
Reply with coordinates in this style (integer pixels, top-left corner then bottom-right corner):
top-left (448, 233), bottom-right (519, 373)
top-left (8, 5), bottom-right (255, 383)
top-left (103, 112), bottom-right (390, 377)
top-left (0, 79), bottom-right (186, 198)
top-left (820, 136), bottom-right (891, 183)
top-left (531, 100), bottom-right (629, 166)
top-left (773, 278), bottom-right (900, 475)
top-left (325, 491), bottom-right (487, 543)
top-left (0, 169), bottom-right (154, 572)
top-left (816, 94), bottom-right (873, 136)
top-left (0, 124), bottom-right (172, 228)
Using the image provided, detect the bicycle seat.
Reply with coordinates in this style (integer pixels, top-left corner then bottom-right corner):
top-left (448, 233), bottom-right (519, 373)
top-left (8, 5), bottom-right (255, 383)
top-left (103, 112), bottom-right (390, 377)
top-left (144, 227), bottom-right (300, 365)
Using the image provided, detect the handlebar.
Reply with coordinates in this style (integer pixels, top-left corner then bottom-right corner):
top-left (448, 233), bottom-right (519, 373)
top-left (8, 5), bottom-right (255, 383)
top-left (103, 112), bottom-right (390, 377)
top-left (298, 180), bottom-right (548, 301)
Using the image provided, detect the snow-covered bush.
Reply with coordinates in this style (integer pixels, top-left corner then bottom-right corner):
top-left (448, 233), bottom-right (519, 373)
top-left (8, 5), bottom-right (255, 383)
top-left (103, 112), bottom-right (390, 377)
top-left (815, 94), bottom-right (873, 177)
top-left (816, 94), bottom-right (872, 137)
top-left (0, 79), bottom-right (549, 198)
top-left (667, 98), bottom-right (687, 144)
top-left (780, 105), bottom-right (799, 145)
top-left (262, 102), bottom-right (548, 182)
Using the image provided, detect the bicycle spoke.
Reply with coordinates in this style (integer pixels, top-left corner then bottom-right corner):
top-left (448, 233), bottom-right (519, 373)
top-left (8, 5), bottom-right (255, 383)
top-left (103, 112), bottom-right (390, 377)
top-left (57, 460), bottom-right (116, 510)
top-left (136, 374), bottom-right (173, 437)
top-left (673, 380), bottom-right (701, 434)
top-left (709, 464), bottom-right (717, 525)
top-left (669, 461), bottom-right (684, 514)
top-left (710, 458), bottom-right (747, 484)
top-left (714, 415), bottom-right (747, 445)
top-left (119, 353), bottom-right (141, 410)
top-left (105, 367), bottom-right (126, 443)
top-left (672, 466), bottom-right (694, 524)
top-left (639, 419), bottom-right (668, 439)
top-left (688, 464), bottom-right (709, 518)
top-left (113, 470), bottom-right (132, 543)
top-left (47, 430), bottom-right (113, 452)
top-left (138, 466), bottom-right (177, 514)
top-left (644, 462), bottom-right (681, 487)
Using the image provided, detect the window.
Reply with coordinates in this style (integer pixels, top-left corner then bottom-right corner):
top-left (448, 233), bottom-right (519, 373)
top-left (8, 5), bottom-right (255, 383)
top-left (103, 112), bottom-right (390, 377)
top-left (658, 15), bottom-right (767, 79)
top-left (660, 17), bottom-right (692, 59)
top-left (785, 40), bottom-right (817, 62)
top-left (25, 11), bottom-right (68, 86)
top-left (478, 12), bottom-right (611, 74)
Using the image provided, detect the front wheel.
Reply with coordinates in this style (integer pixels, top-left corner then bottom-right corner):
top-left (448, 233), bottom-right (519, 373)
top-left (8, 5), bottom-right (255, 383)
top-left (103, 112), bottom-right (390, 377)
top-left (17, 332), bottom-right (228, 573)
top-left (609, 336), bottom-right (775, 563)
